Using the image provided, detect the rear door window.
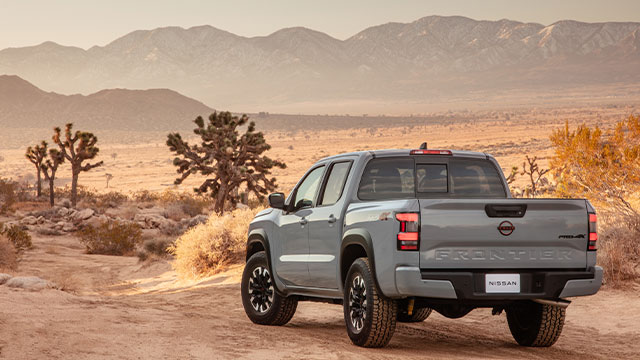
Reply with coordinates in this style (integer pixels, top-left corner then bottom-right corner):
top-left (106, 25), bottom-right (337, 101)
top-left (358, 158), bottom-right (415, 200)
top-left (319, 161), bottom-right (352, 206)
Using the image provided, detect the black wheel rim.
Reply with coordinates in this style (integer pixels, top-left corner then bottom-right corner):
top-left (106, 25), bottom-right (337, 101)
top-left (349, 275), bottom-right (367, 333)
top-left (248, 266), bottom-right (274, 314)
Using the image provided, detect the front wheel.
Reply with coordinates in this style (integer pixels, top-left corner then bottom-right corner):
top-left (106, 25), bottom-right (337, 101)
top-left (344, 258), bottom-right (397, 347)
top-left (241, 252), bottom-right (297, 326)
top-left (506, 301), bottom-right (565, 347)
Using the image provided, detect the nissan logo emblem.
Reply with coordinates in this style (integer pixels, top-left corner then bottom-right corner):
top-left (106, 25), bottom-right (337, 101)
top-left (498, 221), bottom-right (515, 236)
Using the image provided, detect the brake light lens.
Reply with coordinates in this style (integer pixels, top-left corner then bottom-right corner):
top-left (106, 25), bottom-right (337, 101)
top-left (410, 149), bottom-right (452, 155)
top-left (588, 213), bottom-right (597, 251)
top-left (396, 212), bottom-right (419, 250)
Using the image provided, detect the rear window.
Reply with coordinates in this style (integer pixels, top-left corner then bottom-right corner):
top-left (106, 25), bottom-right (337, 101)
top-left (358, 157), bottom-right (506, 200)
top-left (358, 158), bottom-right (414, 200)
top-left (449, 159), bottom-right (505, 197)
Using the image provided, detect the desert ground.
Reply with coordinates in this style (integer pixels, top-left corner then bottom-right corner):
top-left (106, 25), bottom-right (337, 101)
top-left (1, 228), bottom-right (639, 359)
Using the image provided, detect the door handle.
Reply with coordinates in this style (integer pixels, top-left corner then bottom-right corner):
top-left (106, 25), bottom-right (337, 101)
top-left (328, 215), bottom-right (337, 224)
top-left (299, 218), bottom-right (308, 225)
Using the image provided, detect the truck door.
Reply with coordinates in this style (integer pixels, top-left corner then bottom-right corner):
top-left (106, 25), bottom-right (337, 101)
top-left (306, 160), bottom-right (353, 289)
top-left (275, 165), bottom-right (325, 287)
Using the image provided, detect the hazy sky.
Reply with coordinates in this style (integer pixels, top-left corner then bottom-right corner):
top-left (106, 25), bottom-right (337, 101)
top-left (2, 0), bottom-right (639, 49)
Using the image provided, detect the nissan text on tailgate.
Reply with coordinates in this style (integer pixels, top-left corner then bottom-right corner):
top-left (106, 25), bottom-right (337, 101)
top-left (241, 146), bottom-right (603, 348)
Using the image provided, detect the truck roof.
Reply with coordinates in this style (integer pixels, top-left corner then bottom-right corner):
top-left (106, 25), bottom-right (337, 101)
top-left (317, 148), bottom-right (489, 162)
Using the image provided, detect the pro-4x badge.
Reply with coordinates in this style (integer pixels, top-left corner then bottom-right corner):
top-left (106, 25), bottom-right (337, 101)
top-left (498, 221), bottom-right (515, 236)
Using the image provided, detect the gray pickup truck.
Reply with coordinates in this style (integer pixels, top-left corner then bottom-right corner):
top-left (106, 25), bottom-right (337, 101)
top-left (241, 146), bottom-right (602, 348)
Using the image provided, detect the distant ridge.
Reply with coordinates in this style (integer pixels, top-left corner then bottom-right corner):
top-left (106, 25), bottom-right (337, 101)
top-left (0, 75), bottom-right (213, 131)
top-left (1, 15), bottom-right (639, 112)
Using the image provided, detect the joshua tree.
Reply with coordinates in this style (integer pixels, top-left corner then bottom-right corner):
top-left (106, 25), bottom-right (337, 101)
top-left (111, 153), bottom-right (117, 161)
top-left (41, 149), bottom-right (65, 207)
top-left (167, 111), bottom-right (286, 214)
top-left (53, 123), bottom-right (104, 207)
top-left (25, 141), bottom-right (48, 197)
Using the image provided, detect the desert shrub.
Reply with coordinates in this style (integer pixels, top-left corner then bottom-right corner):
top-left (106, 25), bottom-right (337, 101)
top-left (137, 237), bottom-right (174, 261)
top-left (77, 220), bottom-right (142, 255)
top-left (93, 191), bottom-right (129, 209)
top-left (0, 178), bottom-right (18, 214)
top-left (0, 224), bottom-right (32, 252)
top-left (158, 189), bottom-right (210, 217)
top-left (0, 235), bottom-right (17, 270)
top-left (598, 214), bottom-right (640, 286)
top-left (165, 203), bottom-right (188, 221)
top-left (130, 189), bottom-right (160, 203)
top-left (169, 207), bottom-right (258, 278)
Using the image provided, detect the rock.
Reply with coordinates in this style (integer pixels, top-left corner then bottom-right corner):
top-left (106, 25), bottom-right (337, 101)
top-left (5, 276), bottom-right (53, 290)
top-left (21, 216), bottom-right (38, 225)
top-left (62, 222), bottom-right (75, 232)
top-left (73, 208), bottom-right (95, 221)
top-left (188, 214), bottom-right (209, 228)
top-left (37, 215), bottom-right (45, 224)
top-left (60, 199), bottom-right (71, 208)
top-left (84, 215), bottom-right (108, 228)
top-left (0, 273), bottom-right (12, 285)
top-left (57, 207), bottom-right (70, 217)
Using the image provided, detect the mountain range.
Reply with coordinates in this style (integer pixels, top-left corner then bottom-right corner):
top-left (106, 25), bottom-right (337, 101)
top-left (1, 15), bottom-right (639, 112)
top-left (0, 75), bottom-right (212, 131)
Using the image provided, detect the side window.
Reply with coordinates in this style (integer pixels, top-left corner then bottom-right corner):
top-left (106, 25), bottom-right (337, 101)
top-left (319, 161), bottom-right (352, 206)
top-left (358, 158), bottom-right (415, 200)
top-left (293, 166), bottom-right (325, 209)
top-left (416, 164), bottom-right (448, 193)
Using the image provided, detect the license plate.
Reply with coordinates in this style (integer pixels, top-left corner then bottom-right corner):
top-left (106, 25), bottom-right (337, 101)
top-left (485, 274), bottom-right (520, 293)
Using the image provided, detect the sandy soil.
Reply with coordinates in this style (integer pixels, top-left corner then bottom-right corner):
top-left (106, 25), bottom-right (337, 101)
top-left (1, 233), bottom-right (639, 360)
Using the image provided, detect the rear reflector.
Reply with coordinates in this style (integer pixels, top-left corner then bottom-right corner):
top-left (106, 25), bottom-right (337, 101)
top-left (396, 212), bottom-right (419, 251)
top-left (410, 149), bottom-right (452, 155)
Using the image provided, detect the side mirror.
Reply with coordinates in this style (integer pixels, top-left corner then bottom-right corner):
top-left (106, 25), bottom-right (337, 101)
top-left (268, 192), bottom-right (286, 209)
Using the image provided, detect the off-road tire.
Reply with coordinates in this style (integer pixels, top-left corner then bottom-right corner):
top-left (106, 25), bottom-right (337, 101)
top-left (397, 303), bottom-right (432, 323)
top-left (343, 258), bottom-right (397, 347)
top-left (506, 301), bottom-right (565, 347)
top-left (241, 252), bottom-right (297, 326)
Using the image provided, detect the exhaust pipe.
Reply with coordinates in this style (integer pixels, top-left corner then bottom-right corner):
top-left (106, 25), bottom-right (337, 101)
top-left (533, 299), bottom-right (571, 308)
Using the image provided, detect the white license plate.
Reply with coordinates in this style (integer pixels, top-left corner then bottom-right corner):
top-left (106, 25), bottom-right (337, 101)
top-left (485, 274), bottom-right (520, 293)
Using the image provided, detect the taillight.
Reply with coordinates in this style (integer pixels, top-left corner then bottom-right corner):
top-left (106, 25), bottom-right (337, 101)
top-left (588, 213), bottom-right (597, 251)
top-left (397, 213), bottom-right (419, 250)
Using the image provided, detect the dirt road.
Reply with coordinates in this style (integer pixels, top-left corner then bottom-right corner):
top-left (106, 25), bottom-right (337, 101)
top-left (1, 233), bottom-right (639, 359)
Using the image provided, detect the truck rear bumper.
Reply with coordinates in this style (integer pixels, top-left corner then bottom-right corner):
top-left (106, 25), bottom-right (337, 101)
top-left (393, 266), bottom-right (602, 300)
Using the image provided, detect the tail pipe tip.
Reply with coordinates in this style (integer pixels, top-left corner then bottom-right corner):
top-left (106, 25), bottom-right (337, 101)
top-left (532, 298), bottom-right (571, 309)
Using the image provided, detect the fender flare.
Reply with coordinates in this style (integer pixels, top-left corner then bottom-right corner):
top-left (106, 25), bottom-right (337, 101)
top-left (246, 229), bottom-right (285, 296)
top-left (340, 228), bottom-right (379, 292)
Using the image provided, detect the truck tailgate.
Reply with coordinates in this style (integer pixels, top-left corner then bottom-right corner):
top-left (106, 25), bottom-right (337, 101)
top-left (418, 199), bottom-right (589, 269)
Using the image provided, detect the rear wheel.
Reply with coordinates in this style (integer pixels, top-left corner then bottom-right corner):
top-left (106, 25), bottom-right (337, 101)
top-left (344, 258), bottom-right (397, 347)
top-left (241, 252), bottom-right (297, 326)
top-left (506, 301), bottom-right (565, 347)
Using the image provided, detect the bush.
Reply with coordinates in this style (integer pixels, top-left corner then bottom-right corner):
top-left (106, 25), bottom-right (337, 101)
top-left (0, 224), bottom-right (32, 252)
top-left (599, 214), bottom-right (640, 285)
top-left (77, 220), bottom-right (142, 255)
top-left (0, 235), bottom-right (17, 271)
top-left (137, 237), bottom-right (174, 261)
top-left (0, 178), bottom-right (18, 214)
top-left (130, 190), bottom-right (160, 203)
top-left (169, 207), bottom-right (258, 278)
top-left (158, 189), bottom-right (210, 217)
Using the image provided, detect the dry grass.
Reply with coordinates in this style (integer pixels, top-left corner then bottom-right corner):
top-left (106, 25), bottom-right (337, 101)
top-left (0, 235), bottom-right (17, 271)
top-left (169, 207), bottom-right (258, 279)
top-left (599, 214), bottom-right (640, 286)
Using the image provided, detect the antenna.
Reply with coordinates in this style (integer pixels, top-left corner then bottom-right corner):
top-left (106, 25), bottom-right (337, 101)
top-left (419, 142), bottom-right (428, 149)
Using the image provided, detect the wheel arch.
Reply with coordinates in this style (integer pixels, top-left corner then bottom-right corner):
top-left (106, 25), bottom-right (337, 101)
top-left (340, 228), bottom-right (378, 292)
top-left (247, 228), bottom-right (285, 295)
